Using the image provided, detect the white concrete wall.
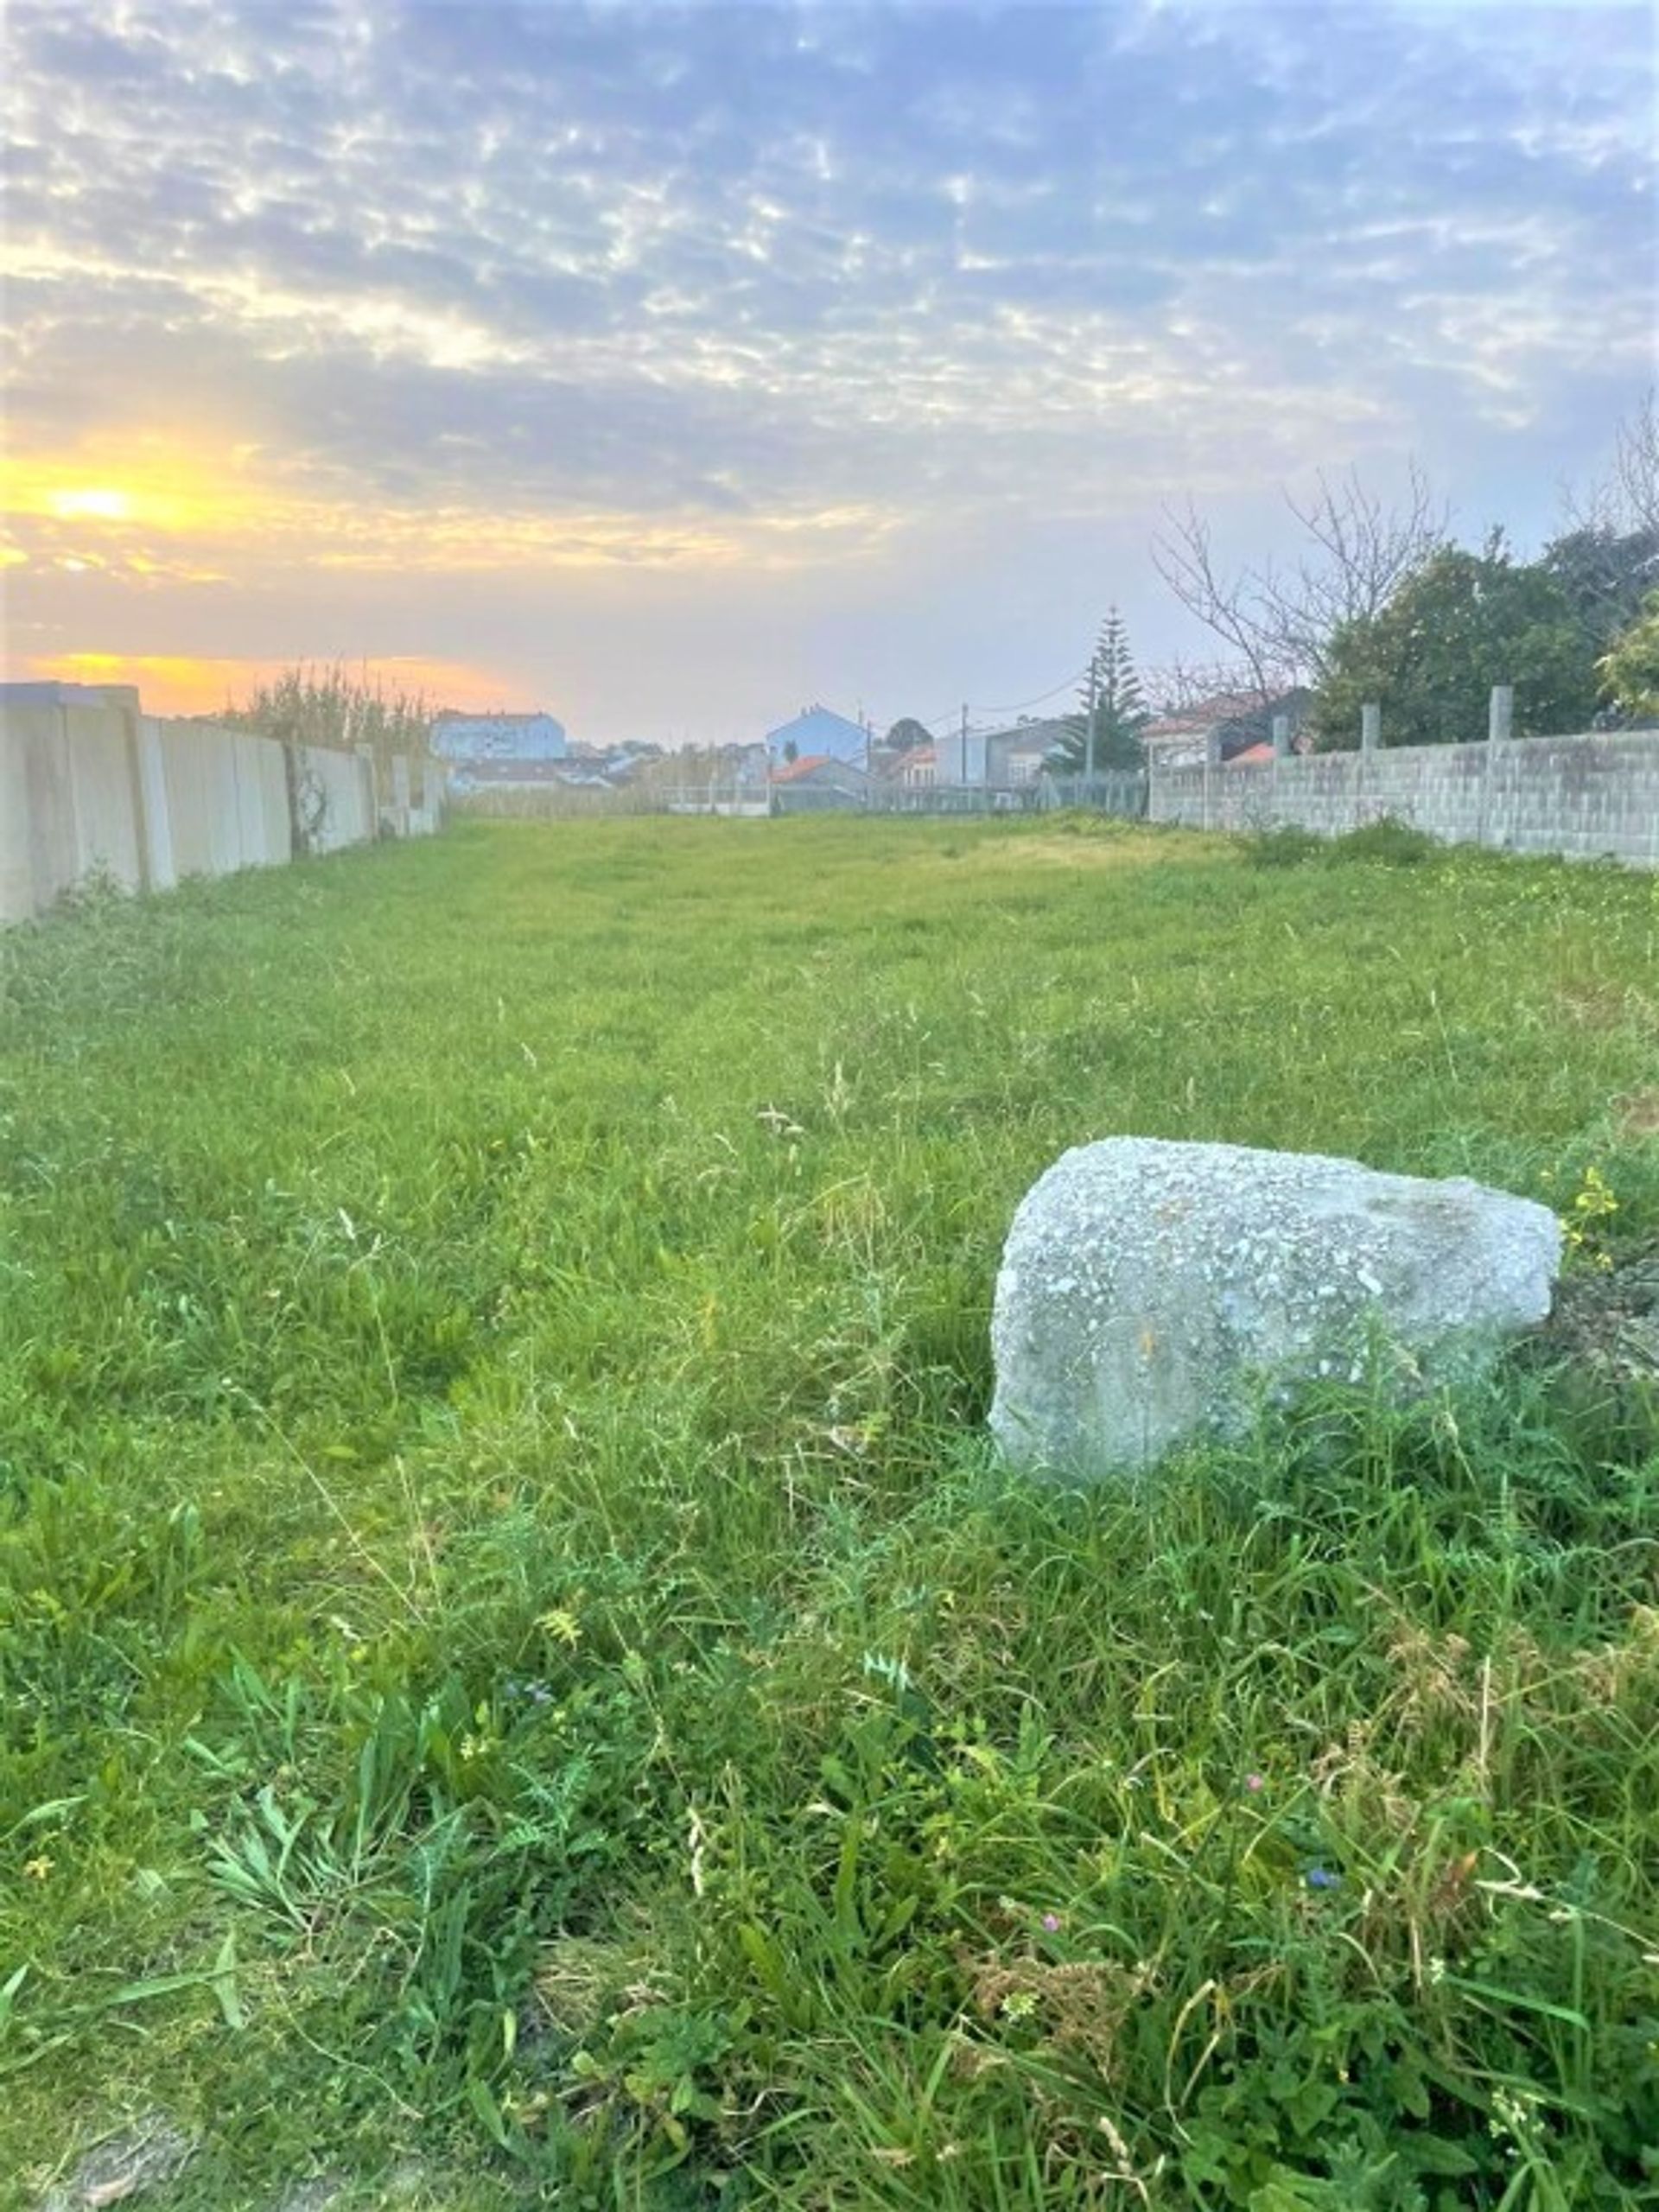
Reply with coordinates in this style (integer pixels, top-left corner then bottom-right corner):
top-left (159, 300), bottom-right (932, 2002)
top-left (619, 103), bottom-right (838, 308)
top-left (2, 693), bottom-right (437, 925)
top-left (1148, 728), bottom-right (1659, 866)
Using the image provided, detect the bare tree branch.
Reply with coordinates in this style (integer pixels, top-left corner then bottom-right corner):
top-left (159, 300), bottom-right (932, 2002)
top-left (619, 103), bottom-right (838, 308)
top-left (1561, 386), bottom-right (1658, 541)
top-left (1148, 499), bottom-right (1297, 708)
top-left (1615, 387), bottom-right (1659, 540)
top-left (1141, 655), bottom-right (1264, 715)
top-left (1151, 463), bottom-right (1446, 700)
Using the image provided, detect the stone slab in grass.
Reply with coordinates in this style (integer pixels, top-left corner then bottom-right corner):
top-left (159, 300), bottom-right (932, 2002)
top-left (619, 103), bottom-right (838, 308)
top-left (990, 1136), bottom-right (1560, 1479)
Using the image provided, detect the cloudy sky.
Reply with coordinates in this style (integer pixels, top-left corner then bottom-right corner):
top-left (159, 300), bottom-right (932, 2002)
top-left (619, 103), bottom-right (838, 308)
top-left (2, 0), bottom-right (1651, 743)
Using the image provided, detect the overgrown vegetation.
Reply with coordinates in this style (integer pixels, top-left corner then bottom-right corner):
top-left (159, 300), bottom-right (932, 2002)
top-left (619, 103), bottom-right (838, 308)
top-left (223, 664), bottom-right (435, 794)
top-left (1245, 817), bottom-right (1444, 870)
top-left (3, 818), bottom-right (1657, 2209)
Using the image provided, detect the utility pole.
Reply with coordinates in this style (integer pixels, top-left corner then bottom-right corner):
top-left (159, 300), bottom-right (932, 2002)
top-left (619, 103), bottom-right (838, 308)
top-left (960, 702), bottom-right (969, 786)
top-left (1084, 654), bottom-right (1099, 782)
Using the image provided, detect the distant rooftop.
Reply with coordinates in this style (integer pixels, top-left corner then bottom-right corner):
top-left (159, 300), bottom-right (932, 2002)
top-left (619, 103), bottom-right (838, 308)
top-left (0, 681), bottom-right (143, 709)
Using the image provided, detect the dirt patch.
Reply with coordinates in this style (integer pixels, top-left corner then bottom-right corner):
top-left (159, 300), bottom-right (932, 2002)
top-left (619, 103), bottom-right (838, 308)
top-left (1614, 1090), bottom-right (1659, 1139)
top-left (1532, 1242), bottom-right (1659, 1383)
top-left (38, 2121), bottom-right (194, 2211)
top-left (982, 830), bottom-right (1224, 869)
top-left (1556, 980), bottom-right (1656, 1031)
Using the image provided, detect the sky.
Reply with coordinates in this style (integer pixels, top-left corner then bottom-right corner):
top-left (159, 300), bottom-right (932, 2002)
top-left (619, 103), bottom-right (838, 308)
top-left (2, 0), bottom-right (1652, 745)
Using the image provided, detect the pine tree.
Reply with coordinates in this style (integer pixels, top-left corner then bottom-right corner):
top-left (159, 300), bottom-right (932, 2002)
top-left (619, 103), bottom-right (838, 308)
top-left (1056, 607), bottom-right (1150, 772)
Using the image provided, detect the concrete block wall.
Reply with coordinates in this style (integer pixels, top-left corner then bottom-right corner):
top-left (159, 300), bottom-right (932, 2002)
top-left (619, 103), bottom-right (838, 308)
top-left (2, 690), bottom-right (437, 925)
top-left (1148, 729), bottom-right (1659, 867)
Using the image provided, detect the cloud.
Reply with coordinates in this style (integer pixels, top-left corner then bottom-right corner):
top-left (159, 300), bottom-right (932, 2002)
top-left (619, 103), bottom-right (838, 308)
top-left (1, 0), bottom-right (1650, 737)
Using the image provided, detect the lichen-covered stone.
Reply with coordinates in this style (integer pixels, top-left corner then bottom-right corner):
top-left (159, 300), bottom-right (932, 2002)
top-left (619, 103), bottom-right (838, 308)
top-left (989, 1138), bottom-right (1560, 1479)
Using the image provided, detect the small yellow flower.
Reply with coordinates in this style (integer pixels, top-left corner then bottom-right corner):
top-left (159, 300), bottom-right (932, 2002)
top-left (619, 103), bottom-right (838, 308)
top-left (23, 1855), bottom-right (53, 1882)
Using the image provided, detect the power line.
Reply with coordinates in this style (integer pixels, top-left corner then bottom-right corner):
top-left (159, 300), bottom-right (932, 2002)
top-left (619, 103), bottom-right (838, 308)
top-left (913, 664), bottom-right (1089, 736)
top-left (975, 665), bottom-right (1090, 717)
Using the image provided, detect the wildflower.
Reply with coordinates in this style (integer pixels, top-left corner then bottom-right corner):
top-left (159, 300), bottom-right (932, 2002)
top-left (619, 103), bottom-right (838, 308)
top-left (1040, 1912), bottom-right (1062, 1934)
top-left (1306, 1866), bottom-right (1341, 1891)
top-left (22, 1855), bottom-right (53, 1882)
top-left (1244, 1773), bottom-right (1265, 1794)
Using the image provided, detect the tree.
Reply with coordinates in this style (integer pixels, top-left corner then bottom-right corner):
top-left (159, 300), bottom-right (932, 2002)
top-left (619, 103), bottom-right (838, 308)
top-left (1598, 591), bottom-right (1659, 721)
top-left (1546, 391), bottom-right (1659, 653)
top-left (1542, 520), bottom-right (1659, 653)
top-left (1152, 463), bottom-right (1446, 705)
top-left (1053, 607), bottom-right (1150, 772)
top-left (883, 717), bottom-right (933, 753)
top-left (1311, 537), bottom-right (1600, 748)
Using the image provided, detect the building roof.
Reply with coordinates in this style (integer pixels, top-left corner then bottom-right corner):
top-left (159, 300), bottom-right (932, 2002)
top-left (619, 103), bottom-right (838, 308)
top-left (433, 707), bottom-right (562, 724)
top-left (769, 753), bottom-right (834, 785)
top-left (769, 752), bottom-right (873, 786)
top-left (0, 680), bottom-right (141, 708)
top-left (987, 715), bottom-right (1072, 753)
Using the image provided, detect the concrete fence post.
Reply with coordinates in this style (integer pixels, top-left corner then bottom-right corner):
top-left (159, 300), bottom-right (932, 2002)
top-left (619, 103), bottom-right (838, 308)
top-left (354, 744), bottom-right (378, 841)
top-left (1357, 703), bottom-right (1381, 833)
top-left (1484, 687), bottom-right (1514, 852)
top-left (1271, 714), bottom-right (1290, 759)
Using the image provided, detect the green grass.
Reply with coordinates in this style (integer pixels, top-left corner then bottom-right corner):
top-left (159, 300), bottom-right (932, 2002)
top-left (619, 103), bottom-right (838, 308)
top-left (2, 816), bottom-right (1657, 2210)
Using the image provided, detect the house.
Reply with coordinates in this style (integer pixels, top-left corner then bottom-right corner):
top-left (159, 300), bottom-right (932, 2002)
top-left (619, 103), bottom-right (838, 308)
top-left (1217, 688), bottom-right (1315, 759)
top-left (765, 704), bottom-right (869, 767)
top-left (770, 753), bottom-right (871, 812)
top-left (431, 709), bottom-right (568, 765)
top-left (1005, 722), bottom-right (1071, 785)
top-left (1141, 688), bottom-right (1313, 770)
top-left (1138, 691), bottom-right (1259, 771)
top-left (934, 715), bottom-right (1071, 789)
top-left (899, 746), bottom-right (936, 790)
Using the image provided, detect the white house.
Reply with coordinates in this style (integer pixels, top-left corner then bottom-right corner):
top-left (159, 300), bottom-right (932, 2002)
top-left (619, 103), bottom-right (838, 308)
top-left (432, 709), bottom-right (568, 764)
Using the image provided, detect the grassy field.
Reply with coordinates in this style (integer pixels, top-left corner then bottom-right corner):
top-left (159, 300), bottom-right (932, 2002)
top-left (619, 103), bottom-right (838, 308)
top-left (2, 815), bottom-right (1657, 2211)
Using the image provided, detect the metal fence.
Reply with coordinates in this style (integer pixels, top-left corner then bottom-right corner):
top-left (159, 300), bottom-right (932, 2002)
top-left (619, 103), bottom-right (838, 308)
top-left (867, 772), bottom-right (1147, 817)
top-left (454, 771), bottom-right (1152, 823)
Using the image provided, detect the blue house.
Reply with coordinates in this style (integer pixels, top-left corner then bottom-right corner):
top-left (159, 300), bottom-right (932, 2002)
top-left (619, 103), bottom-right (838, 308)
top-left (765, 704), bottom-right (868, 767)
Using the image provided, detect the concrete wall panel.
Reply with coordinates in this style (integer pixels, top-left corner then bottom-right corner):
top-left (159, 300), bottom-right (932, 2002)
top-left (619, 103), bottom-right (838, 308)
top-left (64, 705), bottom-right (143, 889)
top-left (1149, 730), bottom-right (1659, 866)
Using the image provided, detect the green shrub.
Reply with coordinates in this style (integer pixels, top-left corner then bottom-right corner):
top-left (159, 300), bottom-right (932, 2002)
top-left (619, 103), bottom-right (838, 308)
top-left (1328, 815), bottom-right (1442, 866)
top-left (1243, 823), bottom-right (1326, 868)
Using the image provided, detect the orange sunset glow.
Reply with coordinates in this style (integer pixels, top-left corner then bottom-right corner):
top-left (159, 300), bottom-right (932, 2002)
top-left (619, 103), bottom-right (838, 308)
top-left (23, 652), bottom-right (531, 720)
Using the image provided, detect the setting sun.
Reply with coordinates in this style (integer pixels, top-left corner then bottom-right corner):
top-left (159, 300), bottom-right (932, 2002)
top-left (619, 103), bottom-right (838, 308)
top-left (47, 485), bottom-right (131, 520)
